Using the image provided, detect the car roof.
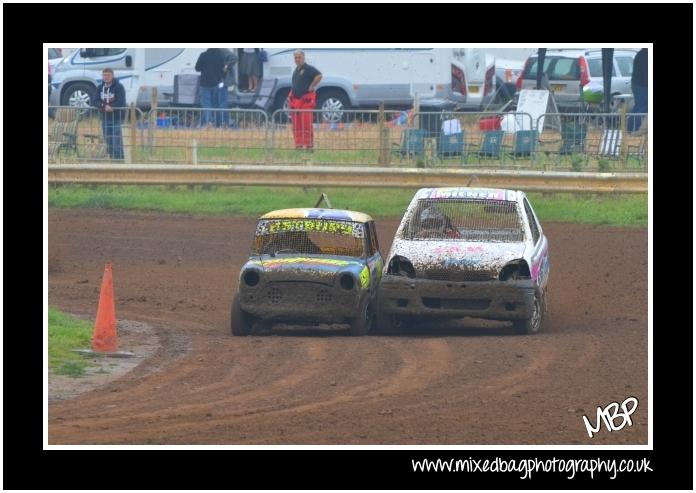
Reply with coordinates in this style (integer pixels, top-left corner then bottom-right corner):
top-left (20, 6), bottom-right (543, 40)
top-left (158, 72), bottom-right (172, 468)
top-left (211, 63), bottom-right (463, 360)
top-left (260, 208), bottom-right (373, 223)
top-left (415, 187), bottom-right (520, 202)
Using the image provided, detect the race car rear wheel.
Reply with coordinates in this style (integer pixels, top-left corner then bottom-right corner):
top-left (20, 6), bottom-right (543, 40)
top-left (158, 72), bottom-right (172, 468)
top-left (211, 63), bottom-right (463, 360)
top-left (230, 294), bottom-right (254, 336)
top-left (349, 298), bottom-right (374, 336)
top-left (513, 291), bottom-right (544, 335)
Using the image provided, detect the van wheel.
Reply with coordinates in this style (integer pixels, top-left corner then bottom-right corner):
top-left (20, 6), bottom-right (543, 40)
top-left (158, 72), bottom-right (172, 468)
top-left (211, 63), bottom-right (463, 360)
top-left (230, 294), bottom-right (254, 336)
top-left (62, 82), bottom-right (95, 108)
top-left (317, 89), bottom-right (350, 123)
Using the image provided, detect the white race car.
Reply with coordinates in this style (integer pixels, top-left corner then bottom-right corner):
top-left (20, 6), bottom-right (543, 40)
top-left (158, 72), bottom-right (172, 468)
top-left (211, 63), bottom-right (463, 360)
top-left (377, 187), bottom-right (550, 334)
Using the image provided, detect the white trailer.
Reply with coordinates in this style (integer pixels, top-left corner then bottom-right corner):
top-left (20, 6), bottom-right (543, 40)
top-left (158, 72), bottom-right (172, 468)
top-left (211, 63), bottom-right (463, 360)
top-left (49, 47), bottom-right (495, 113)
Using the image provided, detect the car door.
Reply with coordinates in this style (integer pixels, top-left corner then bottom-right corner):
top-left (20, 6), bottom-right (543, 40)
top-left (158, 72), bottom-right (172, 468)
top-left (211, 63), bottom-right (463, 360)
top-left (522, 197), bottom-right (549, 290)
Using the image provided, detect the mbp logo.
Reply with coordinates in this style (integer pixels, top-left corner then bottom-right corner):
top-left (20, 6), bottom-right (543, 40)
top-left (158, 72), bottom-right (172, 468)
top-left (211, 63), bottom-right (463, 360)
top-left (582, 396), bottom-right (639, 438)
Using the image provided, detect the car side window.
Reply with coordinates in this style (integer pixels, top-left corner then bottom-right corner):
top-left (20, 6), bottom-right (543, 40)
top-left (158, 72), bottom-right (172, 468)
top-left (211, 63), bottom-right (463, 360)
top-left (523, 199), bottom-right (541, 245)
top-left (587, 57), bottom-right (616, 77)
top-left (88, 48), bottom-right (127, 57)
top-left (369, 221), bottom-right (380, 255)
top-left (616, 57), bottom-right (633, 77)
top-left (364, 223), bottom-right (376, 257)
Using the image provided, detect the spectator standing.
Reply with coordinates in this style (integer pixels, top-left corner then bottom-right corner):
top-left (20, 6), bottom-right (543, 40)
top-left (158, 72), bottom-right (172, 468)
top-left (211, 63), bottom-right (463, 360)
top-left (288, 50), bottom-right (322, 150)
top-left (219, 48), bottom-right (239, 127)
top-left (240, 48), bottom-right (262, 92)
top-left (195, 48), bottom-right (225, 126)
top-left (628, 48), bottom-right (647, 133)
top-left (93, 68), bottom-right (126, 159)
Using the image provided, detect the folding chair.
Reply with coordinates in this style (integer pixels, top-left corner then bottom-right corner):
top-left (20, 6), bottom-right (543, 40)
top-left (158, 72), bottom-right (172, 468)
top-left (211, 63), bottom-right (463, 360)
top-left (625, 134), bottom-right (647, 169)
top-left (48, 108), bottom-right (80, 159)
top-left (507, 129), bottom-right (538, 163)
top-left (559, 123), bottom-right (587, 155)
top-left (436, 118), bottom-right (466, 162)
top-left (469, 130), bottom-right (504, 162)
top-left (437, 131), bottom-right (466, 160)
top-left (392, 128), bottom-right (426, 157)
top-left (252, 77), bottom-right (278, 114)
top-left (598, 129), bottom-right (622, 158)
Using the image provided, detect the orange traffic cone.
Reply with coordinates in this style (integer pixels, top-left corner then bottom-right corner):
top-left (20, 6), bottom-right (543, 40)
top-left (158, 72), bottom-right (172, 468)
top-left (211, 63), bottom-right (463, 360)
top-left (92, 263), bottom-right (118, 352)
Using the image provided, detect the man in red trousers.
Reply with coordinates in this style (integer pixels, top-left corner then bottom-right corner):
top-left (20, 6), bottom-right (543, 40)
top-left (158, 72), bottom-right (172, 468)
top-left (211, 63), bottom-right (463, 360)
top-left (288, 50), bottom-right (322, 150)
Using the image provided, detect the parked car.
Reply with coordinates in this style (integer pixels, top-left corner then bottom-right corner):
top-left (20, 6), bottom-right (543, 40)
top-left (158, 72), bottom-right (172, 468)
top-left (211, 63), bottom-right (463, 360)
top-left (232, 207), bottom-right (383, 336)
top-left (516, 49), bottom-right (638, 111)
top-left (48, 61), bottom-right (52, 100)
top-left (48, 48), bottom-right (66, 76)
top-left (377, 187), bottom-right (550, 335)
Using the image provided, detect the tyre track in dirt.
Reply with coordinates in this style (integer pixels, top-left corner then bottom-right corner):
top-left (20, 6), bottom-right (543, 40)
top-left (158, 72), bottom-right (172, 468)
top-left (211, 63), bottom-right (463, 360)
top-left (47, 209), bottom-right (648, 445)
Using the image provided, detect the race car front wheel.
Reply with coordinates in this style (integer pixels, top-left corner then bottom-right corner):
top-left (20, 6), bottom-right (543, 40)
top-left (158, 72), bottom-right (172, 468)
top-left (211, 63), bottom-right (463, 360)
top-left (513, 291), bottom-right (545, 335)
top-left (230, 294), bottom-right (254, 336)
top-left (349, 298), bottom-right (374, 336)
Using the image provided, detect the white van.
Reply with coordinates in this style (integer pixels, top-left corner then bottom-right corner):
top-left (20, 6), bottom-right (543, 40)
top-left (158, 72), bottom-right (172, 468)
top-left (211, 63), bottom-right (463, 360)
top-left (48, 48), bottom-right (204, 108)
top-left (49, 47), bottom-right (479, 114)
top-left (451, 48), bottom-right (497, 109)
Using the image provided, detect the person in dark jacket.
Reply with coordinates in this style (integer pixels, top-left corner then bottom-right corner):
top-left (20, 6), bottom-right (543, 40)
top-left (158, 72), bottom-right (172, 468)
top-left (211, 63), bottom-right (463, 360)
top-left (628, 48), bottom-right (648, 133)
top-left (93, 68), bottom-right (126, 159)
top-left (195, 48), bottom-right (226, 127)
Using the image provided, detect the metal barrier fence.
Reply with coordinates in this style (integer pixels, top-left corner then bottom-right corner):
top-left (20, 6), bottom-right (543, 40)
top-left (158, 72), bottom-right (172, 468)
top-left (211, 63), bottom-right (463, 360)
top-left (48, 106), bottom-right (145, 163)
top-left (404, 111), bottom-right (535, 168)
top-left (48, 106), bottom-right (648, 171)
top-left (142, 108), bottom-right (269, 164)
top-left (534, 113), bottom-right (648, 172)
top-left (270, 108), bottom-right (413, 166)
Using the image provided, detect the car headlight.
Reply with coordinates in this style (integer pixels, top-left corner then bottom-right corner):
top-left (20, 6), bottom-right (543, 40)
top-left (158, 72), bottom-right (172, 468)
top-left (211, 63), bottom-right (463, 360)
top-left (387, 256), bottom-right (416, 278)
top-left (339, 273), bottom-right (355, 291)
top-left (242, 269), bottom-right (260, 287)
top-left (499, 260), bottom-right (530, 281)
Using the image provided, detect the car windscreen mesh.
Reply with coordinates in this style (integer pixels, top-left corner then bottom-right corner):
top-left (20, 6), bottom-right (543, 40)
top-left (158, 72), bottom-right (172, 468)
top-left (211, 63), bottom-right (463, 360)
top-left (253, 219), bottom-right (365, 257)
top-left (405, 199), bottom-right (524, 242)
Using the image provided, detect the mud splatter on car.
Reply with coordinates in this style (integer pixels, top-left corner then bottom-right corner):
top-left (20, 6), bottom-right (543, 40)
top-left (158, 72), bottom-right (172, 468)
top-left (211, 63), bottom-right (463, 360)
top-left (378, 187), bottom-right (550, 335)
top-left (232, 208), bottom-right (383, 336)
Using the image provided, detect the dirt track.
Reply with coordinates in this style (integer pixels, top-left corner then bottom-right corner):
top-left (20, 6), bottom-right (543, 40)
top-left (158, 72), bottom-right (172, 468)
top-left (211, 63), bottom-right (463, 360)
top-left (48, 209), bottom-right (648, 445)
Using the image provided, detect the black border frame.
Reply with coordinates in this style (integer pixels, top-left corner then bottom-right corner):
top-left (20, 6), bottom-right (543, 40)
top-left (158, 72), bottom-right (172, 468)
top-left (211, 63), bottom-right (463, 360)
top-left (4, 2), bottom-right (692, 489)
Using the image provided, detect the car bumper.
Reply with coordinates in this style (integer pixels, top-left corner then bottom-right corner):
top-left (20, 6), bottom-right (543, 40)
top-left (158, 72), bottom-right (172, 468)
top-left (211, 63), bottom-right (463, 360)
top-left (420, 96), bottom-right (465, 110)
top-left (239, 282), bottom-right (363, 322)
top-left (378, 276), bottom-right (535, 321)
top-left (49, 85), bottom-right (62, 106)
